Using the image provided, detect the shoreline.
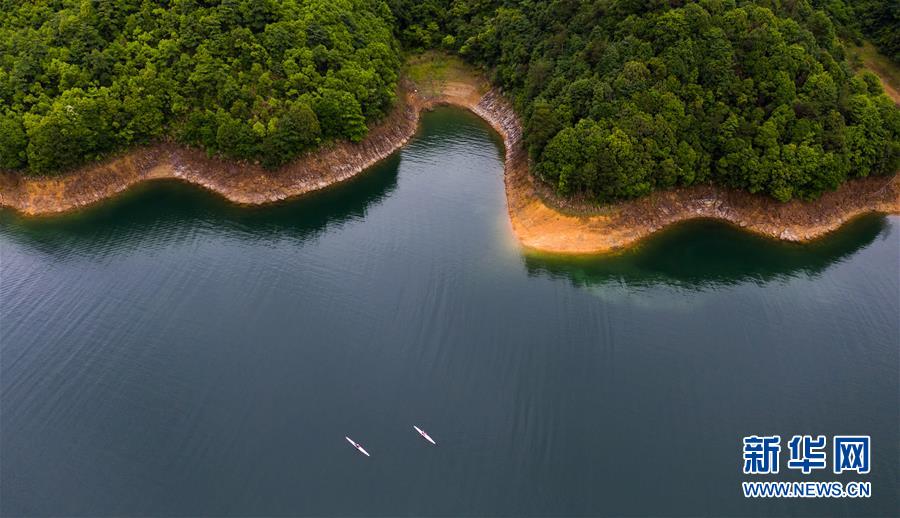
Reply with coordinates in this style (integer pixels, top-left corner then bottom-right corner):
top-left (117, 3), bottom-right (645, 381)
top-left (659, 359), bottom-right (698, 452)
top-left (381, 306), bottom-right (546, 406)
top-left (1, 73), bottom-right (898, 254)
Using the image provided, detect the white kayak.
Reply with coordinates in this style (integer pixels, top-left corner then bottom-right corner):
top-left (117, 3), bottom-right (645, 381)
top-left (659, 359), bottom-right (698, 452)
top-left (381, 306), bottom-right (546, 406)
top-left (345, 436), bottom-right (370, 457)
top-left (414, 425), bottom-right (436, 445)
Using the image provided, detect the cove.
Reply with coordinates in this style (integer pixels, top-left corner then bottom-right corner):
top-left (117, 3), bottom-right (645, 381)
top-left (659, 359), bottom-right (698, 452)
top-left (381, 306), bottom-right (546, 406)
top-left (2, 68), bottom-right (897, 254)
top-left (1, 107), bottom-right (897, 516)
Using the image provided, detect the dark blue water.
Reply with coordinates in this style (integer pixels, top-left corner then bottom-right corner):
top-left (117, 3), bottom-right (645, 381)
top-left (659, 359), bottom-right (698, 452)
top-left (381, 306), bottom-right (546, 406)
top-left (1, 108), bottom-right (898, 516)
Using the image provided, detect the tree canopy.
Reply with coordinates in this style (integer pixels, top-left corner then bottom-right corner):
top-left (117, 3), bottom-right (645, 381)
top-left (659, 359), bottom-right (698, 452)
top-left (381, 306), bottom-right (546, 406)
top-left (393, 0), bottom-right (899, 202)
top-left (812, 0), bottom-right (899, 63)
top-left (2, 0), bottom-right (898, 204)
top-left (0, 0), bottom-right (400, 172)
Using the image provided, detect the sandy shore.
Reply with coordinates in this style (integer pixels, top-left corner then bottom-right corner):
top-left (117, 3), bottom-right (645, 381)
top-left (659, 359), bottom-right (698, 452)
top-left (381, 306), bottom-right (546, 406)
top-left (1, 73), bottom-right (898, 254)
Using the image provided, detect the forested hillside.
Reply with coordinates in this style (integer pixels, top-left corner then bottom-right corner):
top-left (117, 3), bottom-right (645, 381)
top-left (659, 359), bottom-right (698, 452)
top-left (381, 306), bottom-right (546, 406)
top-left (393, 0), bottom-right (899, 202)
top-left (2, 0), bottom-right (898, 205)
top-left (813, 0), bottom-right (898, 63)
top-left (0, 0), bottom-right (399, 172)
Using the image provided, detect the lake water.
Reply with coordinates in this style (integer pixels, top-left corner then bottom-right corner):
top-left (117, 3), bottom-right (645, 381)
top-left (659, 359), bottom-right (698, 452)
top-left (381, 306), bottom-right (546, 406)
top-left (1, 108), bottom-right (898, 516)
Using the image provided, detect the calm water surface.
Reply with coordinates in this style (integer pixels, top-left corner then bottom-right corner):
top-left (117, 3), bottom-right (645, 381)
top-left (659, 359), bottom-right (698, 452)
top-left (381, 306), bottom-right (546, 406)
top-left (1, 108), bottom-right (898, 516)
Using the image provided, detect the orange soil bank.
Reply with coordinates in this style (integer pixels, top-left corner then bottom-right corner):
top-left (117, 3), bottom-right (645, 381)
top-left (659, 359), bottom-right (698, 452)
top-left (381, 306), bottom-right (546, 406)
top-left (2, 75), bottom-right (898, 254)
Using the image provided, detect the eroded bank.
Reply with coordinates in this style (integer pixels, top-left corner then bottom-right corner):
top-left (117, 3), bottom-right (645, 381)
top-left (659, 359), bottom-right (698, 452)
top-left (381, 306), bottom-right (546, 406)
top-left (1, 73), bottom-right (898, 254)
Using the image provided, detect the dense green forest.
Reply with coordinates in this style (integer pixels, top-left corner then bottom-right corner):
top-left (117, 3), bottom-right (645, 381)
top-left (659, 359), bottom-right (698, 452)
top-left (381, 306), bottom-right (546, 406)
top-left (1, 0), bottom-right (898, 204)
top-left (0, 0), bottom-right (399, 171)
top-left (392, 0), bottom-right (900, 202)
top-left (812, 0), bottom-right (898, 63)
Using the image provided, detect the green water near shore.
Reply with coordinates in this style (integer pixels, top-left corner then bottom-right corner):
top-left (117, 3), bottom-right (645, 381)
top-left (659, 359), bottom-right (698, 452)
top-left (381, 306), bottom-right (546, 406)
top-left (2, 108), bottom-right (897, 516)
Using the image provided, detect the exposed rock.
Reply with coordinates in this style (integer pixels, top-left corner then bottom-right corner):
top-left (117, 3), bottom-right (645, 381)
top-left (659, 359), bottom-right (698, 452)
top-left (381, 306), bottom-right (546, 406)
top-left (1, 73), bottom-right (898, 254)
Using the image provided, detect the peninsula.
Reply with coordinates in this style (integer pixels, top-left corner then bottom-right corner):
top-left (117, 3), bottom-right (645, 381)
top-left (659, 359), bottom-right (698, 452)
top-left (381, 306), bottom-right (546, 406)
top-left (2, 56), bottom-right (897, 253)
top-left (2, 0), bottom-right (899, 253)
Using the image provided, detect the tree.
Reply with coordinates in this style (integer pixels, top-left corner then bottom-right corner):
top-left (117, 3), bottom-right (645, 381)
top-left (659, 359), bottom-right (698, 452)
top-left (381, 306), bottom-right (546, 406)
top-left (525, 99), bottom-right (560, 158)
top-left (0, 114), bottom-right (26, 170)
top-left (261, 103), bottom-right (321, 168)
top-left (314, 88), bottom-right (367, 142)
top-left (215, 113), bottom-right (259, 159)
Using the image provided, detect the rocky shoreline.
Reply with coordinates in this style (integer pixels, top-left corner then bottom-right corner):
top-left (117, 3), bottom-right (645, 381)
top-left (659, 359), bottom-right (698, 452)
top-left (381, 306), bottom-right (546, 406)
top-left (1, 74), bottom-right (898, 254)
top-left (475, 83), bottom-right (899, 254)
top-left (0, 81), bottom-right (426, 216)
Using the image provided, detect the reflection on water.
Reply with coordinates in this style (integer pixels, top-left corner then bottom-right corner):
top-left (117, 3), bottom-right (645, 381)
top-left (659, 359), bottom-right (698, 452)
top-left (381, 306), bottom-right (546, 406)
top-left (4, 165), bottom-right (888, 293)
top-left (0, 154), bottom-right (400, 260)
top-left (1, 107), bottom-right (897, 517)
top-left (524, 215), bottom-right (891, 290)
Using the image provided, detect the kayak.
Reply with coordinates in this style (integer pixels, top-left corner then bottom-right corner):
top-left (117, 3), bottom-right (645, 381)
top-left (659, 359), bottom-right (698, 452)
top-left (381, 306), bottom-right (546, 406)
top-left (345, 436), bottom-right (370, 457)
top-left (414, 425), bottom-right (436, 445)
